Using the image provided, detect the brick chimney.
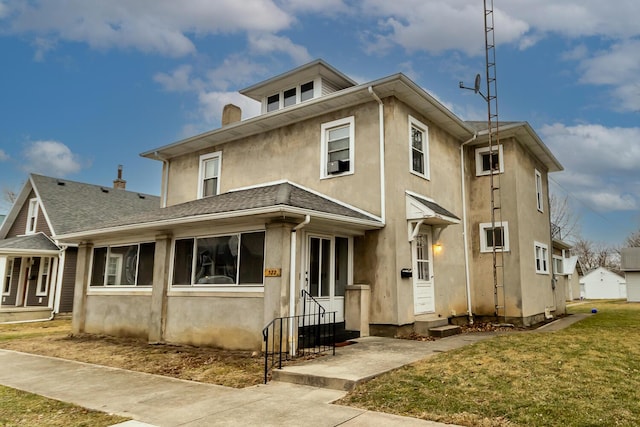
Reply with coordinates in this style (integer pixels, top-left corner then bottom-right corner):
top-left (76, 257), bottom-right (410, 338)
top-left (221, 104), bottom-right (241, 126)
top-left (113, 164), bottom-right (127, 190)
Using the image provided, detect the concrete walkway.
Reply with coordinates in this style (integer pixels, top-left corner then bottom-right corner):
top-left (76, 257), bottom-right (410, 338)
top-left (0, 314), bottom-right (589, 427)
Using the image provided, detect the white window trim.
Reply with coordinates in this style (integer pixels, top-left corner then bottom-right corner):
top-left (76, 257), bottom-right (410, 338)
top-left (2, 258), bottom-right (13, 296)
top-left (90, 242), bottom-right (155, 288)
top-left (552, 255), bottom-right (564, 275)
top-left (36, 257), bottom-right (53, 296)
top-left (475, 144), bottom-right (504, 176)
top-left (535, 169), bottom-right (544, 212)
top-left (106, 253), bottom-right (124, 286)
top-left (479, 221), bottom-right (510, 253)
top-left (535, 241), bottom-right (550, 274)
top-left (26, 198), bottom-right (39, 234)
top-left (197, 151), bottom-right (222, 199)
top-left (409, 115), bottom-right (430, 180)
top-left (263, 79), bottom-right (318, 113)
top-left (320, 116), bottom-right (355, 179)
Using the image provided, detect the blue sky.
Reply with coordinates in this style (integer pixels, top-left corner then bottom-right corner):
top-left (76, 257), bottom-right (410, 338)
top-left (0, 0), bottom-right (639, 245)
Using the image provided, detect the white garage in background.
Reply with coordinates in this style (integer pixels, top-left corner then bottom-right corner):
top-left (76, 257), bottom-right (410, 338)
top-left (621, 248), bottom-right (640, 302)
top-left (579, 267), bottom-right (626, 300)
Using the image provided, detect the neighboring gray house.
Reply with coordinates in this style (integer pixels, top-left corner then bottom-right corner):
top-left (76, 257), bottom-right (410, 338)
top-left (0, 172), bottom-right (159, 322)
top-left (621, 247), bottom-right (640, 302)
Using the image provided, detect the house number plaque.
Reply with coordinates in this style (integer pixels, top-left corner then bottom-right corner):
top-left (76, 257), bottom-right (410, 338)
top-left (264, 268), bottom-right (282, 277)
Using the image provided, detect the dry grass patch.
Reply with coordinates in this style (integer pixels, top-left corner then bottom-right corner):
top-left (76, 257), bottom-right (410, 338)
top-left (0, 384), bottom-right (128, 427)
top-left (339, 301), bottom-right (640, 427)
top-left (0, 320), bottom-right (264, 388)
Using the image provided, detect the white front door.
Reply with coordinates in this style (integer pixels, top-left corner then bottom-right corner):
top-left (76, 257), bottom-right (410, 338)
top-left (412, 231), bottom-right (435, 314)
top-left (304, 235), bottom-right (348, 323)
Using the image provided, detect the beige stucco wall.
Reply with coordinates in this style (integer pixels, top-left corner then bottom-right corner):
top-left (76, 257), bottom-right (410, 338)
top-left (83, 294), bottom-right (152, 338)
top-left (164, 103), bottom-right (382, 218)
top-left (163, 295), bottom-right (263, 350)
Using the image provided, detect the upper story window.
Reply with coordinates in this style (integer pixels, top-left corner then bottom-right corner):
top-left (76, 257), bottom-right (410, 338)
top-left (172, 231), bottom-right (265, 286)
top-left (475, 145), bottom-right (504, 176)
top-left (90, 243), bottom-right (156, 287)
top-left (3, 258), bottom-right (13, 295)
top-left (321, 116), bottom-right (354, 178)
top-left (409, 116), bottom-right (429, 179)
top-left (553, 255), bottom-right (564, 275)
top-left (535, 241), bottom-right (549, 274)
top-left (265, 81), bottom-right (315, 112)
top-left (26, 198), bottom-right (39, 234)
top-left (535, 169), bottom-right (544, 212)
top-left (198, 152), bottom-right (222, 198)
top-left (479, 221), bottom-right (510, 253)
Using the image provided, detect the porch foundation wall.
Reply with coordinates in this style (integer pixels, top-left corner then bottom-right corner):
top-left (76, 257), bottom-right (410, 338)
top-left (83, 294), bottom-right (152, 339)
top-left (163, 295), bottom-right (264, 350)
top-left (0, 308), bottom-right (52, 323)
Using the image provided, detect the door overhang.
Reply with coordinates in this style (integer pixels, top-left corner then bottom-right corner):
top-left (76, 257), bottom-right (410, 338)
top-left (406, 192), bottom-right (460, 241)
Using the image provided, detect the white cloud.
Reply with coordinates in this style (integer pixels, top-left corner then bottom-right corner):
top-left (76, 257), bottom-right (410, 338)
top-left (22, 140), bottom-right (84, 177)
top-left (2, 0), bottom-right (292, 57)
top-left (198, 91), bottom-right (260, 126)
top-left (541, 123), bottom-right (640, 212)
top-left (206, 56), bottom-right (269, 91)
top-left (154, 65), bottom-right (204, 92)
top-left (0, 149), bottom-right (8, 161)
top-left (247, 33), bottom-right (312, 64)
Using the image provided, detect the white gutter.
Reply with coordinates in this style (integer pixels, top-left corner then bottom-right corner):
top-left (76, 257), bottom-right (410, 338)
top-left (289, 215), bottom-right (310, 356)
top-left (460, 132), bottom-right (477, 324)
top-left (368, 86), bottom-right (386, 224)
top-left (154, 151), bottom-right (169, 208)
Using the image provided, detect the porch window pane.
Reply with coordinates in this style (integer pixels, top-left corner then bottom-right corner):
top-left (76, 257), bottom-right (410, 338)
top-left (108, 245), bottom-right (137, 285)
top-left (416, 235), bottom-right (430, 281)
top-left (173, 238), bottom-right (194, 285)
top-left (334, 237), bottom-right (348, 297)
top-left (238, 232), bottom-right (265, 284)
top-left (137, 243), bottom-right (155, 286)
top-left (195, 236), bottom-right (237, 284)
top-left (90, 248), bottom-right (107, 286)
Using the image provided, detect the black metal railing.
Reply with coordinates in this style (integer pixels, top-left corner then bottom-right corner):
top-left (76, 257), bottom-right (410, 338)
top-left (262, 290), bottom-right (336, 383)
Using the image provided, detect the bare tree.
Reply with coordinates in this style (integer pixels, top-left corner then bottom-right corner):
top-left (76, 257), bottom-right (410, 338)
top-left (549, 193), bottom-right (581, 242)
top-left (573, 237), bottom-right (621, 273)
top-left (1, 186), bottom-right (18, 214)
top-left (624, 229), bottom-right (640, 247)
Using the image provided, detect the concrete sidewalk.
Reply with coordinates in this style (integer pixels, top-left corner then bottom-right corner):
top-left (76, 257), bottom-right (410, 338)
top-left (0, 313), bottom-right (589, 426)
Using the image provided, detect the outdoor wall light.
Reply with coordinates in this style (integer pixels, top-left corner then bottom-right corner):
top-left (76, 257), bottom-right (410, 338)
top-left (433, 243), bottom-right (443, 254)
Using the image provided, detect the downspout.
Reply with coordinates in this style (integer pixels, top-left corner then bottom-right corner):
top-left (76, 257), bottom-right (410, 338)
top-left (154, 151), bottom-right (169, 208)
top-left (52, 245), bottom-right (67, 315)
top-left (289, 215), bottom-right (310, 356)
top-left (368, 87), bottom-right (386, 224)
top-left (460, 132), bottom-right (477, 324)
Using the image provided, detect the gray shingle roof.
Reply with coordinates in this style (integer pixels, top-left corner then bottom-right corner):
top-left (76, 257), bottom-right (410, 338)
top-left (31, 174), bottom-right (160, 235)
top-left (0, 232), bottom-right (60, 252)
top-left (68, 182), bottom-right (379, 233)
top-left (408, 194), bottom-right (459, 220)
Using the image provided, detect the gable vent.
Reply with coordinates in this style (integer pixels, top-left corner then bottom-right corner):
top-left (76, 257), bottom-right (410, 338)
top-left (100, 187), bottom-right (110, 193)
top-left (57, 180), bottom-right (66, 186)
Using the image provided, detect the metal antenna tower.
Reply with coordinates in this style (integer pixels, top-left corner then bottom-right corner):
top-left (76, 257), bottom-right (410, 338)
top-left (460, 0), bottom-right (505, 320)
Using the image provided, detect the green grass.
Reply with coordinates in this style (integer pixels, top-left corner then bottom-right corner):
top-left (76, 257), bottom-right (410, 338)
top-left (339, 301), bottom-right (640, 427)
top-left (0, 385), bottom-right (128, 427)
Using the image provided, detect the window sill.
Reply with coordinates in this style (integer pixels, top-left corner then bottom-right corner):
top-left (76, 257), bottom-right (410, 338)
top-left (480, 248), bottom-right (510, 253)
top-left (87, 286), bottom-right (152, 296)
top-left (410, 170), bottom-right (430, 180)
top-left (168, 287), bottom-right (264, 297)
top-left (321, 170), bottom-right (354, 180)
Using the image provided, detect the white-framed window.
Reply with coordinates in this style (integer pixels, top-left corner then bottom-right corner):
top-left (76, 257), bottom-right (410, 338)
top-left (479, 221), bottom-right (510, 253)
top-left (552, 255), bottom-right (564, 275)
top-left (90, 242), bottom-right (156, 286)
top-left (475, 145), bottom-right (504, 176)
top-left (535, 241), bottom-right (549, 274)
top-left (36, 257), bottom-right (54, 296)
top-left (198, 152), bottom-right (222, 198)
top-left (26, 198), bottom-right (39, 234)
top-left (265, 80), bottom-right (315, 112)
top-left (535, 169), bottom-right (544, 212)
top-left (409, 116), bottom-right (429, 179)
top-left (172, 231), bottom-right (265, 286)
top-left (3, 258), bottom-right (13, 295)
top-left (321, 116), bottom-right (354, 178)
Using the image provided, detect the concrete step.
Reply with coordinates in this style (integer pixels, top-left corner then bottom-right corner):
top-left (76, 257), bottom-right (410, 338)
top-left (271, 368), bottom-right (357, 391)
top-left (414, 317), bottom-right (449, 335)
top-left (428, 325), bottom-right (462, 338)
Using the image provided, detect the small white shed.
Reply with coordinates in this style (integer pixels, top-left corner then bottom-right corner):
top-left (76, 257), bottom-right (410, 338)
top-left (621, 248), bottom-right (640, 302)
top-left (579, 267), bottom-right (626, 299)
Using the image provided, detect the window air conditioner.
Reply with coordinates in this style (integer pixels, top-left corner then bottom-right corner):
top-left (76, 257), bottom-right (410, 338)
top-left (327, 160), bottom-right (349, 174)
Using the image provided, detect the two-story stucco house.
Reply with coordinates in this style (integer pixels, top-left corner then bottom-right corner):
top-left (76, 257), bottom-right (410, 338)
top-left (59, 60), bottom-right (564, 350)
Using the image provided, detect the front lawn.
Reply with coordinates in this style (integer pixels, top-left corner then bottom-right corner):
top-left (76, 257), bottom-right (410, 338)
top-left (338, 301), bottom-right (640, 427)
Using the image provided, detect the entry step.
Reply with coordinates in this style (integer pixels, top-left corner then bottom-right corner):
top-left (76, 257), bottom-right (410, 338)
top-left (428, 325), bottom-right (462, 338)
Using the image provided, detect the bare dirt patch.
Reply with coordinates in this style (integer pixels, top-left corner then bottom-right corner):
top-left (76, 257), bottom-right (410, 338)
top-left (0, 320), bottom-right (264, 388)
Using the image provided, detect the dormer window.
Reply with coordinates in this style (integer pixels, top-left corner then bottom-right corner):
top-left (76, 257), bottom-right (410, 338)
top-left (265, 81), bottom-right (315, 112)
top-left (26, 198), bottom-right (38, 234)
